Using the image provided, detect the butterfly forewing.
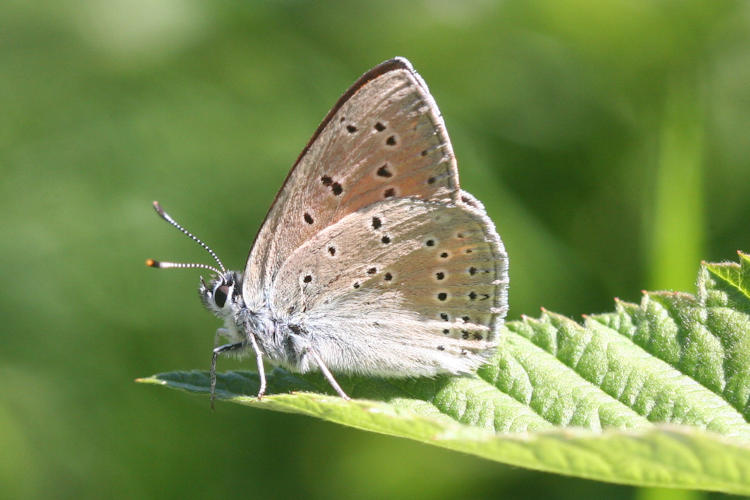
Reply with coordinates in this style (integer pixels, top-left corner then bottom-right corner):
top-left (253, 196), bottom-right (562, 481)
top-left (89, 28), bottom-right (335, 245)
top-left (243, 58), bottom-right (461, 309)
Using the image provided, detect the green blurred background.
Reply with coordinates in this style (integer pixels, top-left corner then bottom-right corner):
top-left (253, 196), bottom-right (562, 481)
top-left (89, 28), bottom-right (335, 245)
top-left (3, 1), bottom-right (749, 498)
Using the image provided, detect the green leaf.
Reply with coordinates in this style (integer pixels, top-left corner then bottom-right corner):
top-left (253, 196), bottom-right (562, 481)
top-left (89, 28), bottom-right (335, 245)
top-left (138, 252), bottom-right (750, 494)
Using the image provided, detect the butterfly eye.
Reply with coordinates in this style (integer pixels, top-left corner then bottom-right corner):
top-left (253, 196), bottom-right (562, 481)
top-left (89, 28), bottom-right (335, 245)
top-left (214, 285), bottom-right (229, 308)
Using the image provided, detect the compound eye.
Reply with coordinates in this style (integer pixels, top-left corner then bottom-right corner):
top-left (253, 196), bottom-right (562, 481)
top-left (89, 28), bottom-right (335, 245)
top-left (214, 285), bottom-right (229, 308)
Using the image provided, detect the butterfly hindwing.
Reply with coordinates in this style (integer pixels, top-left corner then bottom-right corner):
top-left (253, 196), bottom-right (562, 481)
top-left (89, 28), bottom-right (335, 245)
top-left (268, 196), bottom-right (508, 376)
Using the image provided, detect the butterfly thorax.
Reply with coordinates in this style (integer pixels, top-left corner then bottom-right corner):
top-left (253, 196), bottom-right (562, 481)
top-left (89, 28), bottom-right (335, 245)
top-left (200, 271), bottom-right (287, 361)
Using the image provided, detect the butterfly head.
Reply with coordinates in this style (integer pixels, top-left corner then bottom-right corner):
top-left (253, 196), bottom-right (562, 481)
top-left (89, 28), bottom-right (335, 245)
top-left (199, 271), bottom-right (243, 318)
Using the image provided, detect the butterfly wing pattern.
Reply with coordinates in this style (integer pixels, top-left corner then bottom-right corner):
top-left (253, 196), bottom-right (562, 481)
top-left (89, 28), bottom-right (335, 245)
top-left (241, 58), bottom-right (508, 387)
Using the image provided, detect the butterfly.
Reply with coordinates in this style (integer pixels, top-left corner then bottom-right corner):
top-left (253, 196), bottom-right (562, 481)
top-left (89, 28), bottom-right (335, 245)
top-left (147, 57), bottom-right (508, 406)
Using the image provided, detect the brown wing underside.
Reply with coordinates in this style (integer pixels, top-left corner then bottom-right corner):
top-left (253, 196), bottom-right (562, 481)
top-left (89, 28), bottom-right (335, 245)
top-left (270, 197), bottom-right (508, 346)
top-left (242, 58), bottom-right (461, 309)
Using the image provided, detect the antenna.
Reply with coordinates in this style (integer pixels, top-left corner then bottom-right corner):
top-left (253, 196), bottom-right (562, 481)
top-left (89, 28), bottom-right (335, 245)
top-left (146, 201), bottom-right (226, 275)
top-left (145, 258), bottom-right (223, 276)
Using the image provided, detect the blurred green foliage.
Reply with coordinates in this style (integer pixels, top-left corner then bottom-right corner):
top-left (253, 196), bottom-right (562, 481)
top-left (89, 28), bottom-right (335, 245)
top-left (2, 1), bottom-right (749, 499)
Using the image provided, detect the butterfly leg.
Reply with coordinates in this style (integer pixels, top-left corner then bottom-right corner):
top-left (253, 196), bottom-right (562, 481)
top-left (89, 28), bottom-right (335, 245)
top-left (247, 333), bottom-right (267, 399)
top-left (307, 349), bottom-right (351, 400)
top-left (210, 341), bottom-right (244, 409)
top-left (213, 327), bottom-right (230, 348)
